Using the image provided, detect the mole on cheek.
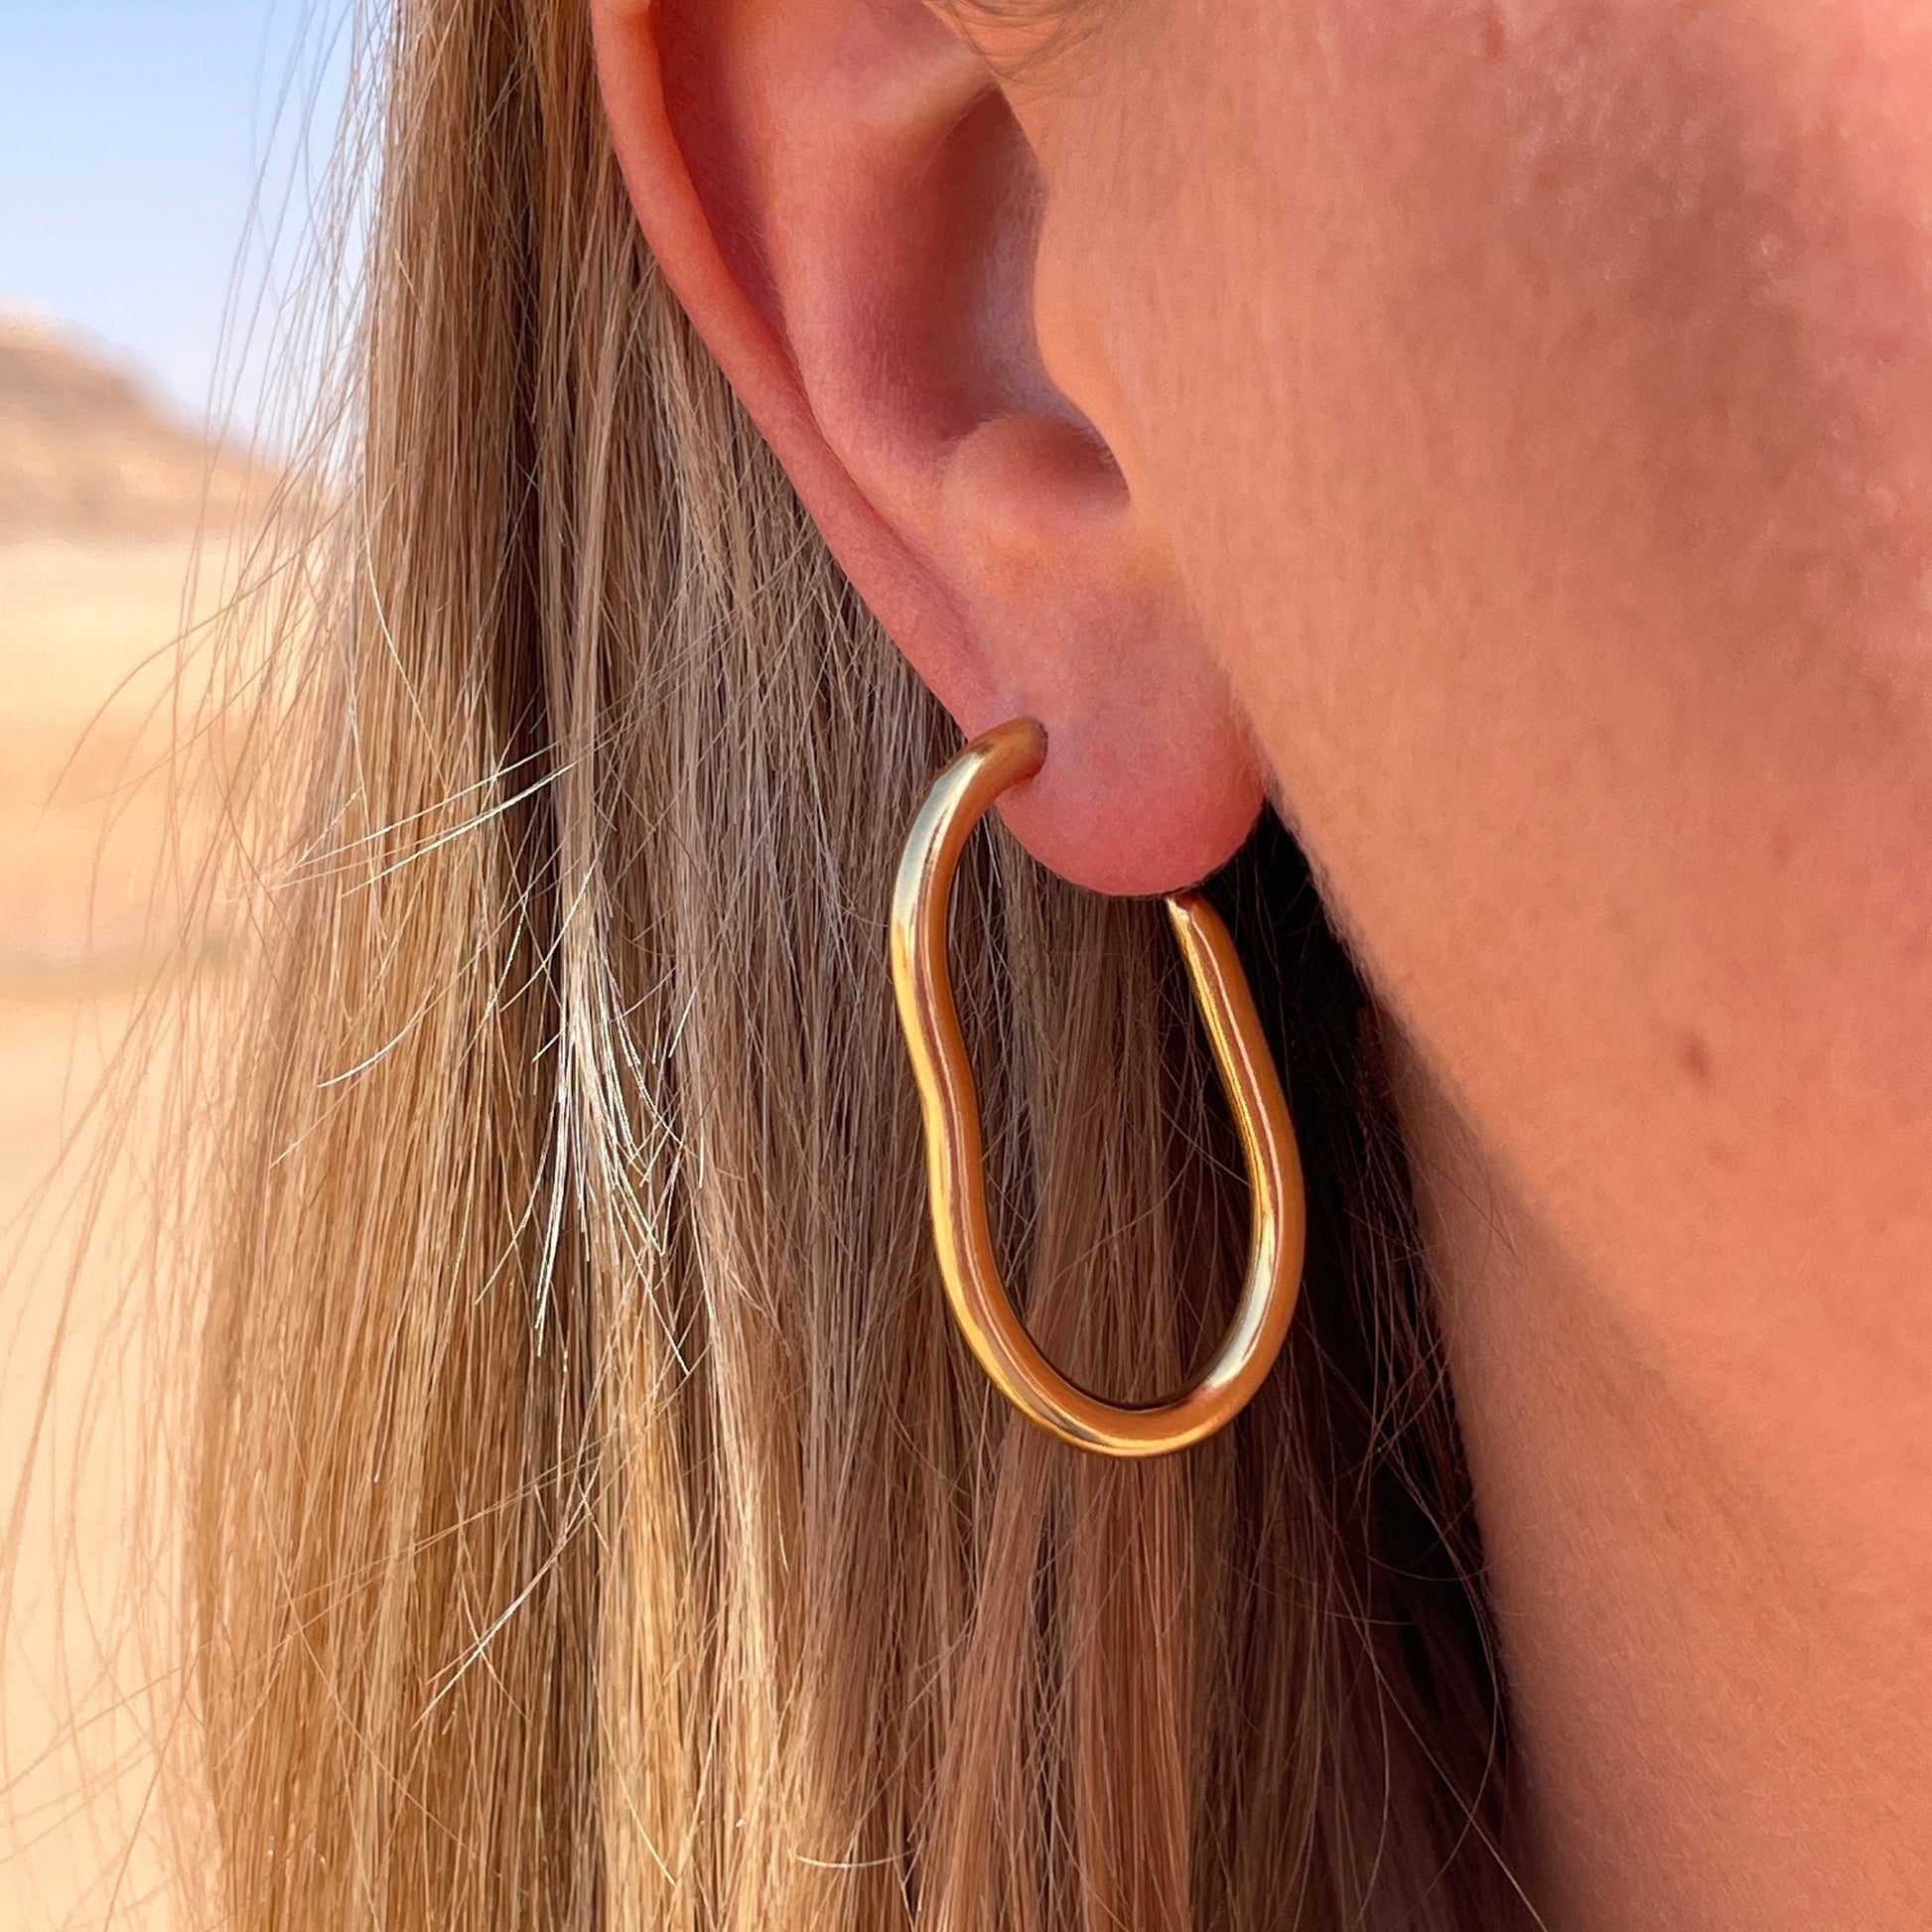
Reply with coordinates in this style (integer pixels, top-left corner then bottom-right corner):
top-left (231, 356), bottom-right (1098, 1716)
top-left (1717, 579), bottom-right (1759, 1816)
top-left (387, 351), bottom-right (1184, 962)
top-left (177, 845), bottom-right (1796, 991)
top-left (1675, 1028), bottom-right (1714, 1089)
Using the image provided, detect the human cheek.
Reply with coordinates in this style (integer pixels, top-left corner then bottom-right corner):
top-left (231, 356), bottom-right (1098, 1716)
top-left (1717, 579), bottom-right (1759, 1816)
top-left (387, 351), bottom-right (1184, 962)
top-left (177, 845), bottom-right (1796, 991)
top-left (1037, 0), bottom-right (1932, 634)
top-left (1314, 0), bottom-right (1932, 647)
top-left (1028, 0), bottom-right (1932, 1299)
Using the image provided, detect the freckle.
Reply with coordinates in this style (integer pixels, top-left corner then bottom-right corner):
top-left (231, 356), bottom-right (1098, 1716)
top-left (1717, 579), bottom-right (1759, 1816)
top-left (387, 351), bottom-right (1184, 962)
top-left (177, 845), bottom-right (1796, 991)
top-left (1676, 1029), bottom-right (1714, 1086)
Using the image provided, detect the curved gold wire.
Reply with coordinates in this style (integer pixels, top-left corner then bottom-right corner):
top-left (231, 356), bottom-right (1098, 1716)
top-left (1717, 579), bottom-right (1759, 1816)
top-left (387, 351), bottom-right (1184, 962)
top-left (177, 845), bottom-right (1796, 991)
top-left (890, 717), bottom-right (1307, 1457)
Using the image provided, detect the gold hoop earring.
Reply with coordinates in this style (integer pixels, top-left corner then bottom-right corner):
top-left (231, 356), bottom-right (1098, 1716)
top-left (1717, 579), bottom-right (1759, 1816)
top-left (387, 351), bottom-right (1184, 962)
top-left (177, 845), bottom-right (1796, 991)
top-left (890, 718), bottom-right (1307, 1457)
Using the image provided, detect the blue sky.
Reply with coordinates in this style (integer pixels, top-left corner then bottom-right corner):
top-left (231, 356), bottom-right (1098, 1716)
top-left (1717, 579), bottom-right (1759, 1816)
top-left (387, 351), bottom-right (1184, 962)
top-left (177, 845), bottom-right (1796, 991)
top-left (1, 0), bottom-right (351, 435)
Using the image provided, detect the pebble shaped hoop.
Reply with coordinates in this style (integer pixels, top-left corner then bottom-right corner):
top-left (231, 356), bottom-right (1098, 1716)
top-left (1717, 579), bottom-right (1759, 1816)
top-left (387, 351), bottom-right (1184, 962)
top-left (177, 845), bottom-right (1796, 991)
top-left (889, 717), bottom-right (1308, 1456)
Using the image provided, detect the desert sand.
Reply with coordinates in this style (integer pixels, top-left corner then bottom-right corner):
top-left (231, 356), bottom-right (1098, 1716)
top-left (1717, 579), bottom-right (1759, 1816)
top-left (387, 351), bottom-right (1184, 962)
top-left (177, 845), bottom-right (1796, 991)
top-left (1, 314), bottom-right (274, 1928)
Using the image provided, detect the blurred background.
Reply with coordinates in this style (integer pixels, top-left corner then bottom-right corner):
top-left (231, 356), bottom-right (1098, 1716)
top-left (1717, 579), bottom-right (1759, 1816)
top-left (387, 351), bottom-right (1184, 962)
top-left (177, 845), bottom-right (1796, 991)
top-left (3, 6), bottom-right (349, 1922)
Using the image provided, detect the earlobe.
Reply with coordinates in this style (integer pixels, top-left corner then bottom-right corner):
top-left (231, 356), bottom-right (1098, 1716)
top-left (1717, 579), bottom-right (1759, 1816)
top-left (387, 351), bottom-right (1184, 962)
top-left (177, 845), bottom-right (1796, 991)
top-left (590, 0), bottom-right (1265, 894)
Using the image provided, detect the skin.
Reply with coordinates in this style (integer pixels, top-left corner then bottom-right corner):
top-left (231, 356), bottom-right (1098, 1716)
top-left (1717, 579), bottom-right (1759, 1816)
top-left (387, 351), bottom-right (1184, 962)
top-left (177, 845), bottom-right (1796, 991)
top-left (592, 0), bottom-right (1932, 1922)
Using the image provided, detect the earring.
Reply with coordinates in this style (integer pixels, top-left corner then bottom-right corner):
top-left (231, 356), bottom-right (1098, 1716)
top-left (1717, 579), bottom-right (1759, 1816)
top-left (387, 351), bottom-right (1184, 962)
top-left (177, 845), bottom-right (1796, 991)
top-left (890, 718), bottom-right (1307, 1457)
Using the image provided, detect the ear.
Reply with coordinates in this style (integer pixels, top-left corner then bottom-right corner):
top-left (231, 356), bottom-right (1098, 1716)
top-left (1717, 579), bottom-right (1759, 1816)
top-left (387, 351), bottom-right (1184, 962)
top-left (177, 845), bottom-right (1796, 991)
top-left (590, 0), bottom-right (1263, 894)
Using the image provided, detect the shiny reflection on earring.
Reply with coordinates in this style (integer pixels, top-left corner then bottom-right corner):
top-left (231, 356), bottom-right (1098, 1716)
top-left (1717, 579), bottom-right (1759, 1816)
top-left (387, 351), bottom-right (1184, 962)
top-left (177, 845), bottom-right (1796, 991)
top-left (890, 717), bottom-right (1307, 1456)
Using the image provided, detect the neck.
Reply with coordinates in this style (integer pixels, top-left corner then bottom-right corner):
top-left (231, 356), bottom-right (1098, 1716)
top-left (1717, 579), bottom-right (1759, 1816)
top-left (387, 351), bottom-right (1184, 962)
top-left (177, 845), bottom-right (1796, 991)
top-left (1388, 1028), bottom-right (1925, 1931)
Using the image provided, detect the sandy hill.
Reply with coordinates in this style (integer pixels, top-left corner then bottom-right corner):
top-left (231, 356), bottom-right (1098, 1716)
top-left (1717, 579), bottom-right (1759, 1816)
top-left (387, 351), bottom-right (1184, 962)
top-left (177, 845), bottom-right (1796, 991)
top-left (0, 313), bottom-right (288, 1930)
top-left (0, 313), bottom-right (264, 984)
top-left (0, 308), bottom-right (277, 540)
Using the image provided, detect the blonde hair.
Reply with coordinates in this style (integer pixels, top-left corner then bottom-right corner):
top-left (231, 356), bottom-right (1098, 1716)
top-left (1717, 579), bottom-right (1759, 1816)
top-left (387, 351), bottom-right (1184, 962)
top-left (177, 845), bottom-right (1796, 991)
top-left (179, 1), bottom-right (1521, 1924)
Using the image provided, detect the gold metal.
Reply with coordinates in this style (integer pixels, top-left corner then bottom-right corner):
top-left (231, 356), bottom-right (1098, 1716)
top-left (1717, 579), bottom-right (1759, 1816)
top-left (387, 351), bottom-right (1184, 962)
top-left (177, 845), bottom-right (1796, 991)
top-left (890, 717), bottom-right (1307, 1457)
